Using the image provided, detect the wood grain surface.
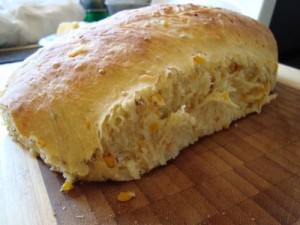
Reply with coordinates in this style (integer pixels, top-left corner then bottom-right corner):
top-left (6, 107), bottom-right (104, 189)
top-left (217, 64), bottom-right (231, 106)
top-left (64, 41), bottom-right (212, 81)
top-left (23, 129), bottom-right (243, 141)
top-left (34, 82), bottom-right (300, 225)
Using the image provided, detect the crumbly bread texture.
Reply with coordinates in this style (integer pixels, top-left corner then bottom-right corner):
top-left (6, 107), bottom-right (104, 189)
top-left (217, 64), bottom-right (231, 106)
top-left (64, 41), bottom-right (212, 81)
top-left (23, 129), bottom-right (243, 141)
top-left (0, 4), bottom-right (277, 182)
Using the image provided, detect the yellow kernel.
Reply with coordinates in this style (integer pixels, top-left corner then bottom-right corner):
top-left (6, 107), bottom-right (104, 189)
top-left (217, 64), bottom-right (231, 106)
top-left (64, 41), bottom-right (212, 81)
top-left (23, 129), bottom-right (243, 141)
top-left (117, 191), bottom-right (136, 202)
top-left (103, 155), bottom-right (115, 168)
top-left (149, 122), bottom-right (159, 132)
top-left (193, 55), bottom-right (206, 64)
top-left (60, 181), bottom-right (74, 192)
top-left (222, 92), bottom-right (229, 101)
top-left (160, 20), bottom-right (169, 28)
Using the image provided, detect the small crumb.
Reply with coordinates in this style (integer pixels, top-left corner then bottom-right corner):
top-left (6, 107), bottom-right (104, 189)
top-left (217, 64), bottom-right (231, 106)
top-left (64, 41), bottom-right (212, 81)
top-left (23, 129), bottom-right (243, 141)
top-left (76, 215), bottom-right (85, 219)
top-left (207, 214), bottom-right (211, 218)
top-left (251, 218), bottom-right (255, 221)
top-left (134, 221), bottom-right (138, 224)
top-left (52, 211), bottom-right (56, 217)
top-left (234, 123), bottom-right (238, 127)
top-left (62, 206), bottom-right (66, 210)
top-left (60, 180), bottom-right (74, 192)
top-left (222, 212), bottom-right (226, 215)
top-left (117, 191), bottom-right (136, 202)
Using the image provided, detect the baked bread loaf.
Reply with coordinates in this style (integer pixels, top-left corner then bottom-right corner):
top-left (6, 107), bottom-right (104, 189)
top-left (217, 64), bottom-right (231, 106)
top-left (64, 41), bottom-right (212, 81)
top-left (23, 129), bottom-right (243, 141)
top-left (0, 4), bottom-right (277, 183)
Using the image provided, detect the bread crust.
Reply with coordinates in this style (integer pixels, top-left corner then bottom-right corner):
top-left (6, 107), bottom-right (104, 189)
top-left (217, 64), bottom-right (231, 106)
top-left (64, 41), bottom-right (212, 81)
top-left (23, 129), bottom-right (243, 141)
top-left (0, 4), bottom-right (277, 181)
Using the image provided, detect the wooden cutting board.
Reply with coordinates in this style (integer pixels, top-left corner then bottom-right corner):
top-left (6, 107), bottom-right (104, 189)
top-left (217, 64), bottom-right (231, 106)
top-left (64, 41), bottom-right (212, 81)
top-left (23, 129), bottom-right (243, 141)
top-left (23, 82), bottom-right (298, 225)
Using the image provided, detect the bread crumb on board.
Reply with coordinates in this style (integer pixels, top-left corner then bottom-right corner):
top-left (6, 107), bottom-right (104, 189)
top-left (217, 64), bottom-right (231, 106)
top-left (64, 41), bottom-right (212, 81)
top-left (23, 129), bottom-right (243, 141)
top-left (117, 191), bottom-right (136, 202)
top-left (76, 215), bottom-right (85, 219)
top-left (60, 180), bottom-right (74, 192)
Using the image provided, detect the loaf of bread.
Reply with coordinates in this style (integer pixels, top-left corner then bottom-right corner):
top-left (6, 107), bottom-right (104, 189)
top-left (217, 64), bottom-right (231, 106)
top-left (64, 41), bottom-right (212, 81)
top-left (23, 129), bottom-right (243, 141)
top-left (0, 4), bottom-right (277, 184)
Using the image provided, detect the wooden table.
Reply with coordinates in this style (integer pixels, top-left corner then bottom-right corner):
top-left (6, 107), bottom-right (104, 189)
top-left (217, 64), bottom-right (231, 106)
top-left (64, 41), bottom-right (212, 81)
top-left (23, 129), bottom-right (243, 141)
top-left (0, 62), bottom-right (300, 225)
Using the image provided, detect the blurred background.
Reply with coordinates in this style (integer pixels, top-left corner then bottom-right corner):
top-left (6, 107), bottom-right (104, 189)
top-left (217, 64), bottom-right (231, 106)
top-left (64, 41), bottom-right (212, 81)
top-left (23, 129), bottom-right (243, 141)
top-left (0, 0), bottom-right (299, 69)
top-left (269, 0), bottom-right (300, 69)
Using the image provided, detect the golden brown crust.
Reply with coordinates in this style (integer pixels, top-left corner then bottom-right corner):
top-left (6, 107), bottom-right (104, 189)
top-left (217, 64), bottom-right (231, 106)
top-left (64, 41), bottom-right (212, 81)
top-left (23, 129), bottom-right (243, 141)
top-left (0, 4), bottom-right (278, 181)
top-left (1, 4), bottom-right (277, 125)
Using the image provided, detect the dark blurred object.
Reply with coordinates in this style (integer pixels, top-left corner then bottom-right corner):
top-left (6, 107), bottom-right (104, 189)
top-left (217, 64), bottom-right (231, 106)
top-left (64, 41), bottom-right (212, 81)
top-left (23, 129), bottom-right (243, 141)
top-left (105, 0), bottom-right (151, 16)
top-left (0, 45), bottom-right (40, 64)
top-left (80, 0), bottom-right (108, 21)
top-left (270, 0), bottom-right (300, 69)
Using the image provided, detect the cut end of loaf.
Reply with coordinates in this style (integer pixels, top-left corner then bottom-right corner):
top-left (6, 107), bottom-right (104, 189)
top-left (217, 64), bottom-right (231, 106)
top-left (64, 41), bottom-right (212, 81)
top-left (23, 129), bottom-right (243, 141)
top-left (84, 58), bottom-right (276, 181)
